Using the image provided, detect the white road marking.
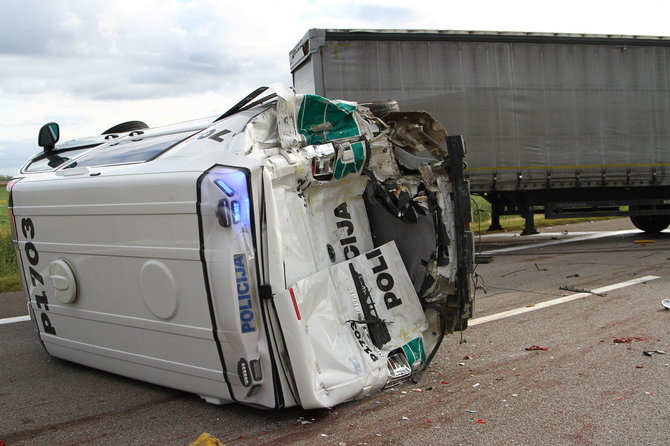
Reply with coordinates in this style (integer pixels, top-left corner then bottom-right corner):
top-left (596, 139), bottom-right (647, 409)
top-left (0, 275), bottom-right (661, 330)
top-left (0, 315), bottom-right (30, 325)
top-left (483, 229), bottom-right (641, 254)
top-left (469, 275), bottom-right (660, 326)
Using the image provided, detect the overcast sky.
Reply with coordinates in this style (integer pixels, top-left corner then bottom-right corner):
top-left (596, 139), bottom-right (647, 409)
top-left (1, 0), bottom-right (669, 176)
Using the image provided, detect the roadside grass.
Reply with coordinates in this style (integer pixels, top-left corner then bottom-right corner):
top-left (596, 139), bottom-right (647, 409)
top-left (0, 183), bottom-right (21, 292)
top-left (470, 195), bottom-right (613, 234)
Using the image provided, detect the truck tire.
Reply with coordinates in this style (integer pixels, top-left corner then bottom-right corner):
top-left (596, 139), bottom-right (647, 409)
top-left (359, 100), bottom-right (400, 118)
top-left (630, 214), bottom-right (670, 233)
top-left (102, 121), bottom-right (149, 135)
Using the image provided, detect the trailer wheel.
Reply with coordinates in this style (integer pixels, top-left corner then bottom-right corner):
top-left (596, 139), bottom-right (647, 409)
top-left (359, 100), bottom-right (400, 118)
top-left (102, 121), bottom-right (149, 135)
top-left (630, 214), bottom-right (670, 233)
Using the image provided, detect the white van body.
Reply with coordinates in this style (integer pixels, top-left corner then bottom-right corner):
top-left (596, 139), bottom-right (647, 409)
top-left (8, 84), bottom-right (474, 409)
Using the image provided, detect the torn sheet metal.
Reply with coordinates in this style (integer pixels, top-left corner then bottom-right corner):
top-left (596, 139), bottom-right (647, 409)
top-left (10, 82), bottom-right (474, 410)
top-left (274, 242), bottom-right (427, 409)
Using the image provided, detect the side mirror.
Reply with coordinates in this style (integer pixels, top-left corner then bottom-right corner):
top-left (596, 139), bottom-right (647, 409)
top-left (38, 122), bottom-right (60, 151)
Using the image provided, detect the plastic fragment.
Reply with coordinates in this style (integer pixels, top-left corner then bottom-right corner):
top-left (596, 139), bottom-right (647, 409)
top-left (643, 349), bottom-right (667, 356)
top-left (441, 380), bottom-right (449, 384)
top-left (466, 409), bottom-right (478, 413)
top-left (402, 416), bottom-right (409, 421)
top-left (476, 419), bottom-right (486, 424)
top-left (189, 433), bottom-right (225, 446)
top-left (525, 345), bottom-right (548, 351)
top-left (321, 433), bottom-right (329, 437)
top-left (298, 416), bottom-right (314, 425)
top-left (635, 365), bottom-right (644, 369)
top-left (463, 355), bottom-right (473, 360)
top-left (458, 362), bottom-right (465, 366)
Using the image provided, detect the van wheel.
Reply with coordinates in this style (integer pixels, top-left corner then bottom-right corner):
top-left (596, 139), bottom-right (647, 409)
top-left (102, 121), bottom-right (149, 135)
top-left (359, 100), bottom-right (400, 118)
top-left (630, 214), bottom-right (670, 233)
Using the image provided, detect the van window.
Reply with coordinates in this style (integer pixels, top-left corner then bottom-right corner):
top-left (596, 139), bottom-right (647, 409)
top-left (64, 132), bottom-right (191, 169)
top-left (23, 147), bottom-right (97, 172)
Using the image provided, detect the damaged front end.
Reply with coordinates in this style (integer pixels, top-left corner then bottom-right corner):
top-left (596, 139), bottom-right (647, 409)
top-left (248, 86), bottom-right (475, 408)
top-left (12, 83), bottom-right (473, 411)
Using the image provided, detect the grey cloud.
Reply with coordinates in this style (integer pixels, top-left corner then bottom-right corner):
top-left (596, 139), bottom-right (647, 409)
top-left (353, 5), bottom-right (421, 24)
top-left (0, 138), bottom-right (39, 176)
top-left (0, 0), bottom-right (284, 101)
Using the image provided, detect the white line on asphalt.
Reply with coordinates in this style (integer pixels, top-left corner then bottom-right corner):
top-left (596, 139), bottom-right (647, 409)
top-left (483, 229), bottom-right (641, 254)
top-left (0, 315), bottom-right (30, 325)
top-left (0, 277), bottom-right (660, 328)
top-left (478, 231), bottom-right (605, 239)
top-left (469, 275), bottom-right (660, 326)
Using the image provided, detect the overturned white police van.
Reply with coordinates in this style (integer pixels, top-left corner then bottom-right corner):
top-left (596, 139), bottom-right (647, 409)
top-left (8, 84), bottom-right (474, 409)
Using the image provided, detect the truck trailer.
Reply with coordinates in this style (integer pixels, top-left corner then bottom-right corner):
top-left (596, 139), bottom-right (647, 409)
top-left (9, 84), bottom-right (474, 409)
top-left (290, 29), bottom-right (670, 234)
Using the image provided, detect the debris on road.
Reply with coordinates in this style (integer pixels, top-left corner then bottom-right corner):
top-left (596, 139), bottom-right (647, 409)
top-left (559, 285), bottom-right (606, 297)
top-left (643, 350), bottom-right (666, 356)
top-left (525, 345), bottom-right (549, 351)
top-left (298, 416), bottom-right (314, 425)
top-left (476, 419), bottom-right (487, 424)
top-left (613, 337), bottom-right (650, 344)
top-left (189, 433), bottom-right (225, 446)
top-left (662, 299), bottom-right (670, 310)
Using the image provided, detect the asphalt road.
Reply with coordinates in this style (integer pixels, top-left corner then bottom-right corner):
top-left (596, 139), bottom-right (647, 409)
top-left (1, 218), bottom-right (668, 445)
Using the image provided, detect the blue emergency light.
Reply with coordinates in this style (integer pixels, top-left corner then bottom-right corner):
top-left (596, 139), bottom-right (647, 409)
top-left (214, 179), bottom-right (235, 197)
top-left (231, 201), bottom-right (242, 224)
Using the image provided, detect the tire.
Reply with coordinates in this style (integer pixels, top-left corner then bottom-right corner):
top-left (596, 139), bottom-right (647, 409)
top-left (102, 121), bottom-right (149, 135)
top-left (358, 100), bottom-right (400, 118)
top-left (630, 214), bottom-right (670, 233)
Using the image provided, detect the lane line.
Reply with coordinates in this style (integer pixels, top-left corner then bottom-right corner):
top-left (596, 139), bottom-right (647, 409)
top-left (478, 231), bottom-right (607, 239)
top-left (469, 275), bottom-right (660, 326)
top-left (0, 277), bottom-right (660, 328)
top-left (483, 229), bottom-right (641, 254)
top-left (0, 315), bottom-right (30, 325)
